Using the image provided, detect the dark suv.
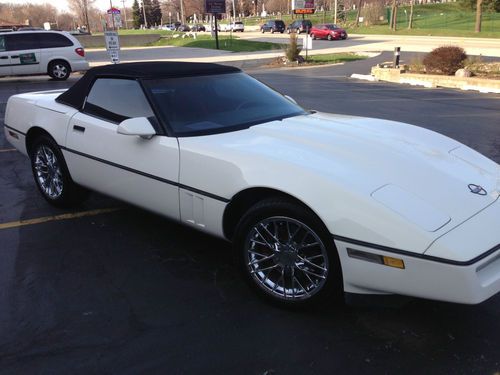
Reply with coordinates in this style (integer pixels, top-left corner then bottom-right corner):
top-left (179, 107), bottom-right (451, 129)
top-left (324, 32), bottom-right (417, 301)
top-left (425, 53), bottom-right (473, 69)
top-left (260, 20), bottom-right (286, 33)
top-left (286, 20), bottom-right (312, 34)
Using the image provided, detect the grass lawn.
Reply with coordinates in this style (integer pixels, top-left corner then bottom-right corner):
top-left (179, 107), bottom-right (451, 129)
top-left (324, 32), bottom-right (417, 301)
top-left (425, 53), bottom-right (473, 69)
top-left (307, 53), bottom-right (367, 64)
top-left (244, 3), bottom-right (500, 38)
top-left (151, 35), bottom-right (283, 52)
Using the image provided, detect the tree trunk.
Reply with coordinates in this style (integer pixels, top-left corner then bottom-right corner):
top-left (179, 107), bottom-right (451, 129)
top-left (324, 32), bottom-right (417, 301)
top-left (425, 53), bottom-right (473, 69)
top-left (475, 0), bottom-right (482, 32)
top-left (355, 0), bottom-right (363, 27)
top-left (408, 0), bottom-right (413, 29)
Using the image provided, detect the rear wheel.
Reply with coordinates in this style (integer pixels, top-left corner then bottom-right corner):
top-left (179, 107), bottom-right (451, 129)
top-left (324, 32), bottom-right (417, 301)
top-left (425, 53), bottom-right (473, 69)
top-left (48, 60), bottom-right (71, 81)
top-left (30, 135), bottom-right (89, 207)
top-left (235, 198), bottom-right (344, 307)
top-left (311, 33), bottom-right (317, 40)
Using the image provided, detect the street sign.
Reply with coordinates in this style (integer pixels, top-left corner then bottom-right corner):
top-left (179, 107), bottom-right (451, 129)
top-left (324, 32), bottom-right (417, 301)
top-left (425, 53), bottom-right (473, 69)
top-left (104, 31), bottom-right (120, 64)
top-left (294, 8), bottom-right (315, 14)
top-left (292, 0), bottom-right (315, 14)
top-left (205, 0), bottom-right (226, 14)
top-left (106, 7), bottom-right (122, 28)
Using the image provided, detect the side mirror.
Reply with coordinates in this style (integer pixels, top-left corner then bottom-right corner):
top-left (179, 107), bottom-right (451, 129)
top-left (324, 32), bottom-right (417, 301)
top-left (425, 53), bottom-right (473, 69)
top-left (117, 117), bottom-right (156, 139)
top-left (284, 95), bottom-right (297, 105)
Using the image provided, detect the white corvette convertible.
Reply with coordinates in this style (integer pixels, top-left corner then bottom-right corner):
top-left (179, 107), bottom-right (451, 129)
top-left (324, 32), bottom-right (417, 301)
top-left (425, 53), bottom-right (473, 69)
top-left (4, 62), bottom-right (500, 306)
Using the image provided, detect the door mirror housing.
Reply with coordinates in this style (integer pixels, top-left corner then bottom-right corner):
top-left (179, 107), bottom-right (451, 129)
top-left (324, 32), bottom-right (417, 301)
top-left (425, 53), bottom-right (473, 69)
top-left (117, 117), bottom-right (156, 139)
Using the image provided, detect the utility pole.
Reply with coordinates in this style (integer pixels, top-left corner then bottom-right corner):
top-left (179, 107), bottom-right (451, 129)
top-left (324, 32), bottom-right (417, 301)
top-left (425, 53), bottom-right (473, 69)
top-left (110, 0), bottom-right (116, 30)
top-left (334, 0), bottom-right (337, 24)
top-left (121, 0), bottom-right (128, 29)
top-left (142, 0), bottom-right (148, 28)
top-left (475, 0), bottom-right (482, 32)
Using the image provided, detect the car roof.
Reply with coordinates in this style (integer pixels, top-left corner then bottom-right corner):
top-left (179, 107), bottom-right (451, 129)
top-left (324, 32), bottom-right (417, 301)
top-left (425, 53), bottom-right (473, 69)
top-left (56, 62), bottom-right (241, 110)
top-left (0, 29), bottom-right (70, 36)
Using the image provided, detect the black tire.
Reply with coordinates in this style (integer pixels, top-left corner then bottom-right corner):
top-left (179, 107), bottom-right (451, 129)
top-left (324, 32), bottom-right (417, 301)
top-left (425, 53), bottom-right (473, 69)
top-left (311, 33), bottom-right (316, 40)
top-left (30, 135), bottom-right (89, 207)
top-left (234, 198), bottom-right (344, 308)
top-left (271, 29), bottom-right (275, 34)
top-left (327, 34), bottom-right (333, 41)
top-left (261, 28), bottom-right (265, 33)
top-left (48, 60), bottom-right (71, 81)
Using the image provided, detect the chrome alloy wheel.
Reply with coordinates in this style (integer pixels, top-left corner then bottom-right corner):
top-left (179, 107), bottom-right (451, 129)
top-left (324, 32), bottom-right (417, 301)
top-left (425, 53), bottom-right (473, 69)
top-left (52, 64), bottom-right (68, 79)
top-left (245, 216), bottom-right (329, 301)
top-left (34, 145), bottom-right (64, 199)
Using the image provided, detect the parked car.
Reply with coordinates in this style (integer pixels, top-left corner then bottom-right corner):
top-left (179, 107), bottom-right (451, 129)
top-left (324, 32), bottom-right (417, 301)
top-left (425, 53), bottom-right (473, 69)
top-left (161, 24), bottom-right (176, 31)
top-left (5, 61), bottom-right (500, 307)
top-left (177, 24), bottom-right (191, 32)
top-left (286, 19), bottom-right (312, 34)
top-left (309, 24), bottom-right (348, 40)
top-left (0, 30), bottom-right (89, 80)
top-left (221, 21), bottom-right (244, 32)
top-left (190, 24), bottom-right (206, 32)
top-left (260, 20), bottom-right (286, 33)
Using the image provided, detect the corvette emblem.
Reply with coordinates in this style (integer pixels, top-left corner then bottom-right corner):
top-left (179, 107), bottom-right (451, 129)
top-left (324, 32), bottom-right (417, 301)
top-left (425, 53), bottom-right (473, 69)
top-left (468, 184), bottom-right (487, 196)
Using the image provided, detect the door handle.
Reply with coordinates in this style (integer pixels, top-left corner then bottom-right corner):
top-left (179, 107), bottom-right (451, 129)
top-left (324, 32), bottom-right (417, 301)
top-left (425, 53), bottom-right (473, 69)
top-left (73, 125), bottom-right (85, 133)
top-left (0, 56), bottom-right (8, 60)
top-left (10, 55), bottom-right (19, 59)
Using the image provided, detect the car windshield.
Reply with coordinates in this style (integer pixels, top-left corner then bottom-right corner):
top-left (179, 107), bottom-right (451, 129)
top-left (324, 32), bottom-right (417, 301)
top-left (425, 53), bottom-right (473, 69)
top-left (143, 72), bottom-right (307, 136)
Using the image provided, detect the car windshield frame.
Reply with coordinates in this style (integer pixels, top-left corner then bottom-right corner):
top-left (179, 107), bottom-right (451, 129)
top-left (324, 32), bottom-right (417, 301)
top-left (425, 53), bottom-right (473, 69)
top-left (141, 72), bottom-right (307, 137)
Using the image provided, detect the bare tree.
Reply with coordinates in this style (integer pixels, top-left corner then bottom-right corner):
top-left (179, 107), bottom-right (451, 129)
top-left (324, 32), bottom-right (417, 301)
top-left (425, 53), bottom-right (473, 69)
top-left (408, 0), bottom-right (413, 29)
top-left (67, 0), bottom-right (96, 31)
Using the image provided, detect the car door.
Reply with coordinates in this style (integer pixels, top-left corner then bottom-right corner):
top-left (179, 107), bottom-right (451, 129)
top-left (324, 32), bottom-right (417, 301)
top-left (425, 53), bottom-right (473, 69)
top-left (6, 32), bottom-right (42, 75)
top-left (65, 78), bottom-right (180, 220)
top-left (0, 35), bottom-right (11, 76)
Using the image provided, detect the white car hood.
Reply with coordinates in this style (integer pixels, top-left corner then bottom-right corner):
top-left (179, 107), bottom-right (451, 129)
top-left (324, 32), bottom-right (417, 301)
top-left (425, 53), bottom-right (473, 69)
top-left (258, 112), bottom-right (499, 227)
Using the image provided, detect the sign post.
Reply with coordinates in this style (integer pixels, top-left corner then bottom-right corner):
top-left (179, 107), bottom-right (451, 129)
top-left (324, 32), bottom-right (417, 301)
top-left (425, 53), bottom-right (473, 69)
top-left (104, 31), bottom-right (120, 64)
top-left (205, 0), bottom-right (226, 50)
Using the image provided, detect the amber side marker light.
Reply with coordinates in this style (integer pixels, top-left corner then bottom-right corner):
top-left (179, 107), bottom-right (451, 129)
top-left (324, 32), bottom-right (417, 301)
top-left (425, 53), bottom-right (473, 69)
top-left (347, 248), bottom-right (405, 269)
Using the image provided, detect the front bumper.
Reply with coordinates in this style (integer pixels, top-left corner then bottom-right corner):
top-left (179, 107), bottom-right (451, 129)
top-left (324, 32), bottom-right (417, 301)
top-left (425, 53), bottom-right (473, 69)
top-left (334, 185), bottom-right (500, 305)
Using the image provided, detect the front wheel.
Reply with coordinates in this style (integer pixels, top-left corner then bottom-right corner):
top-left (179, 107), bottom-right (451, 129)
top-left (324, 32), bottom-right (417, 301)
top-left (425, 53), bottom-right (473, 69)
top-left (30, 135), bottom-right (89, 207)
top-left (235, 198), bottom-right (344, 307)
top-left (48, 60), bottom-right (71, 80)
top-left (311, 33), bottom-right (317, 40)
top-left (327, 34), bottom-right (333, 41)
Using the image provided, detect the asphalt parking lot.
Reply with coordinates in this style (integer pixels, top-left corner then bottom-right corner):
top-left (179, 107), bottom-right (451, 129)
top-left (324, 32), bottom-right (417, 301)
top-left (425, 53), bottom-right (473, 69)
top-left (0, 66), bottom-right (499, 374)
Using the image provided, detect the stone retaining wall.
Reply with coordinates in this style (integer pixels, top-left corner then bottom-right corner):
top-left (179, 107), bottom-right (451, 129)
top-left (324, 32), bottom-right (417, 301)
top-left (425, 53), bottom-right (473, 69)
top-left (371, 67), bottom-right (500, 93)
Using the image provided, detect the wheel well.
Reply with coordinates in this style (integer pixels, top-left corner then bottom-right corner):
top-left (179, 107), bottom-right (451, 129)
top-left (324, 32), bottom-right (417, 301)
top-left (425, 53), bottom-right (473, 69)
top-left (222, 187), bottom-right (312, 241)
top-left (48, 59), bottom-right (71, 73)
top-left (25, 127), bottom-right (53, 155)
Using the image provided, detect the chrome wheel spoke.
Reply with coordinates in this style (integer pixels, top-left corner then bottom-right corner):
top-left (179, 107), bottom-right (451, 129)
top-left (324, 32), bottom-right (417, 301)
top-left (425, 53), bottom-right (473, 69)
top-left (296, 265), bottom-right (326, 280)
top-left (248, 253), bottom-right (275, 266)
top-left (296, 254), bottom-right (327, 272)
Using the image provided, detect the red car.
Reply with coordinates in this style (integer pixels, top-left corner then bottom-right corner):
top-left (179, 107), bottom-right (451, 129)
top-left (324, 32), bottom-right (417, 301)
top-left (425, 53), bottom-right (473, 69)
top-left (310, 24), bottom-right (348, 40)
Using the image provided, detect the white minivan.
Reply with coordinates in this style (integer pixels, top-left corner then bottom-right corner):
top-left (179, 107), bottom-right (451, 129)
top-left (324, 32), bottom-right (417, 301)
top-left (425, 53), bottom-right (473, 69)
top-left (0, 30), bottom-right (89, 80)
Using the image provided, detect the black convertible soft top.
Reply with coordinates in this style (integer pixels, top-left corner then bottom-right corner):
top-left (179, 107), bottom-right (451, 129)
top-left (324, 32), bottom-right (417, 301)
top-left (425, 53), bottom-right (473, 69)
top-left (56, 61), bottom-right (241, 110)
